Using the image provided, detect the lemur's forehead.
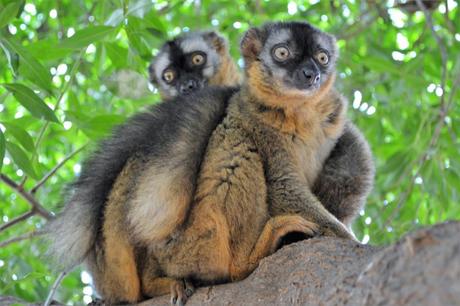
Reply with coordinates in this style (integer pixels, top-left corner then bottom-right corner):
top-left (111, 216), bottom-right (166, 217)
top-left (312, 32), bottom-right (334, 50)
top-left (265, 28), bottom-right (291, 47)
top-left (179, 35), bottom-right (210, 53)
top-left (261, 24), bottom-right (336, 56)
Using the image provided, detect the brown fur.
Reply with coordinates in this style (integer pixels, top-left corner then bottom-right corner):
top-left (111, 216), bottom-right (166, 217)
top-left (208, 51), bottom-right (241, 87)
top-left (85, 158), bottom-right (142, 304)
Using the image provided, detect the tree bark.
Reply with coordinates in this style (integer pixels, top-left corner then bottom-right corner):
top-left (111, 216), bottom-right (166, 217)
top-left (140, 221), bottom-right (460, 306)
top-left (2, 222), bottom-right (459, 306)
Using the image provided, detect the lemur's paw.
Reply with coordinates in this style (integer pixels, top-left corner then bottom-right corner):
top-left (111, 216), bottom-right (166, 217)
top-left (87, 298), bottom-right (105, 306)
top-left (170, 278), bottom-right (194, 306)
top-left (272, 215), bottom-right (320, 250)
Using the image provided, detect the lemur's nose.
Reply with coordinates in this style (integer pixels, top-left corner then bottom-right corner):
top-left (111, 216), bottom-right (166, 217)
top-left (180, 79), bottom-right (198, 94)
top-left (302, 69), bottom-right (320, 85)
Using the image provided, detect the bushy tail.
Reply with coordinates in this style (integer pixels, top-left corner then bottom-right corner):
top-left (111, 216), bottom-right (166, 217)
top-left (45, 192), bottom-right (98, 270)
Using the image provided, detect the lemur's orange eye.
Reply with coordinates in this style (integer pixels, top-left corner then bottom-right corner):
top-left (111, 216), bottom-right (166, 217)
top-left (316, 51), bottom-right (329, 65)
top-left (273, 46), bottom-right (290, 61)
top-left (192, 53), bottom-right (205, 65)
top-left (163, 69), bottom-right (175, 83)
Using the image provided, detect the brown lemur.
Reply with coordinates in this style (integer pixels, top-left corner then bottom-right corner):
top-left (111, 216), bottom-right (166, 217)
top-left (47, 23), bottom-right (374, 305)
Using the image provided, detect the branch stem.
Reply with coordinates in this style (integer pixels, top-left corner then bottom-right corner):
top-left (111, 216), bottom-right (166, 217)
top-left (0, 210), bottom-right (34, 232)
top-left (0, 174), bottom-right (53, 220)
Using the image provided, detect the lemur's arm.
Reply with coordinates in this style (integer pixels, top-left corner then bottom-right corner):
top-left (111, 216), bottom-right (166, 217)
top-left (254, 125), bottom-right (356, 240)
top-left (312, 121), bottom-right (374, 228)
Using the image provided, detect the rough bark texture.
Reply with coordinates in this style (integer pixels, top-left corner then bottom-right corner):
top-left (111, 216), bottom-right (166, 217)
top-left (139, 221), bottom-right (460, 306)
top-left (2, 222), bottom-right (459, 306)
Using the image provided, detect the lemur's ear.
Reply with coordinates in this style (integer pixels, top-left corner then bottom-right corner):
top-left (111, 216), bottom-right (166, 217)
top-left (240, 28), bottom-right (262, 61)
top-left (203, 31), bottom-right (227, 53)
top-left (148, 62), bottom-right (157, 85)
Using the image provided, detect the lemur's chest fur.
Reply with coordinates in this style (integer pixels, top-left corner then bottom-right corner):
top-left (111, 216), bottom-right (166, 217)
top-left (251, 90), bottom-right (346, 186)
top-left (287, 132), bottom-right (337, 186)
top-left (290, 93), bottom-right (346, 186)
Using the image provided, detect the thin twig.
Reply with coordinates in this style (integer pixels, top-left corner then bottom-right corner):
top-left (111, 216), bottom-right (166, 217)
top-left (337, 9), bottom-right (378, 40)
top-left (44, 271), bottom-right (67, 306)
top-left (0, 230), bottom-right (44, 248)
top-left (0, 210), bottom-right (34, 232)
top-left (0, 174), bottom-right (53, 220)
top-left (415, 0), bottom-right (448, 92)
top-left (31, 144), bottom-right (87, 194)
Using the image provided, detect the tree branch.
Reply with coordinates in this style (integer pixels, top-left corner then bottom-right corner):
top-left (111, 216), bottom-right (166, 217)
top-left (0, 174), bottom-right (54, 220)
top-left (31, 144), bottom-right (86, 194)
top-left (0, 210), bottom-right (34, 232)
top-left (44, 271), bottom-right (67, 306)
top-left (0, 230), bottom-right (44, 248)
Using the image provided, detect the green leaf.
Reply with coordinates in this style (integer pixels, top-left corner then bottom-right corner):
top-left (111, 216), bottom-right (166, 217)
top-left (2, 83), bottom-right (59, 123)
top-left (1, 122), bottom-right (35, 152)
top-left (78, 114), bottom-right (125, 139)
top-left (59, 26), bottom-right (117, 49)
top-left (127, 0), bottom-right (153, 18)
top-left (105, 8), bottom-right (124, 26)
top-left (0, 38), bottom-right (52, 94)
top-left (0, 2), bottom-right (21, 28)
top-left (0, 129), bottom-right (5, 171)
top-left (125, 18), bottom-right (151, 58)
top-left (65, 111), bottom-right (125, 138)
top-left (144, 10), bottom-right (167, 34)
top-left (0, 39), bottom-right (19, 75)
top-left (104, 42), bottom-right (128, 68)
top-left (5, 141), bottom-right (38, 179)
top-left (25, 39), bottom-right (74, 61)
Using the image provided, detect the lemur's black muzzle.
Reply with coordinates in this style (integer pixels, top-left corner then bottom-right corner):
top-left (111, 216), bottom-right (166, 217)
top-left (294, 58), bottom-right (321, 89)
top-left (302, 68), bottom-right (320, 86)
top-left (179, 79), bottom-right (200, 94)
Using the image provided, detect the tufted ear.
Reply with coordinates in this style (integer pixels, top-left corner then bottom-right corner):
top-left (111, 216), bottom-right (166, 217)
top-left (203, 31), bottom-right (228, 53)
top-left (240, 27), bottom-right (263, 62)
top-left (148, 62), bottom-right (157, 85)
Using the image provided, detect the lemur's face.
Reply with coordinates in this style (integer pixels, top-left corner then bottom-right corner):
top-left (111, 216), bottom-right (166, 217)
top-left (149, 31), bottom-right (226, 100)
top-left (241, 22), bottom-right (338, 99)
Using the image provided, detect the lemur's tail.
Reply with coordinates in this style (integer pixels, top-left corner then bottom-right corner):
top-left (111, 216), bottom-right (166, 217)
top-left (46, 188), bottom-right (100, 270)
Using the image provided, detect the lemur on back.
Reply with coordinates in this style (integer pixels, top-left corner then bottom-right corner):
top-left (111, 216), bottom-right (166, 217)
top-left (148, 31), bottom-right (241, 99)
top-left (47, 23), bottom-right (374, 305)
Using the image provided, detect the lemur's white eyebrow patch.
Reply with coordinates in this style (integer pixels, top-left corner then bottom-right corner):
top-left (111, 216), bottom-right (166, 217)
top-left (153, 52), bottom-right (171, 80)
top-left (180, 36), bottom-right (209, 54)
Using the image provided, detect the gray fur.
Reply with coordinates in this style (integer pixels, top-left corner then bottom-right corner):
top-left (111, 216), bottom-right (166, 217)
top-left (313, 121), bottom-right (374, 227)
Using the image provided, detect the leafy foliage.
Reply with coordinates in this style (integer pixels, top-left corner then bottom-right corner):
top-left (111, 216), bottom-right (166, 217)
top-left (0, 0), bottom-right (459, 304)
